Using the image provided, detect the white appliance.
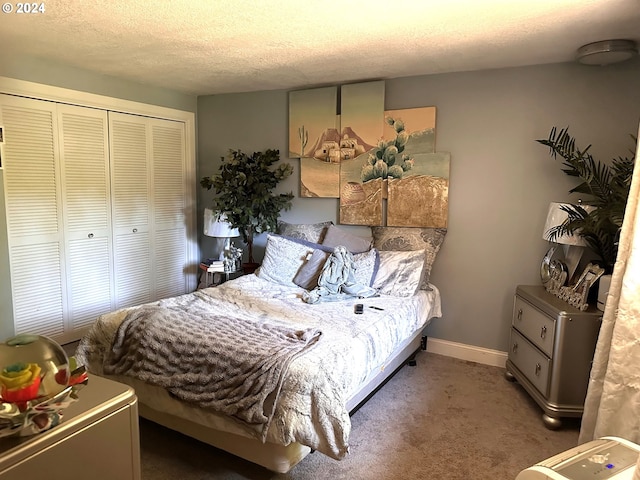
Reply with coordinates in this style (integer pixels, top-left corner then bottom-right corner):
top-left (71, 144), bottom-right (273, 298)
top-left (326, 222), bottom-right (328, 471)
top-left (517, 437), bottom-right (640, 480)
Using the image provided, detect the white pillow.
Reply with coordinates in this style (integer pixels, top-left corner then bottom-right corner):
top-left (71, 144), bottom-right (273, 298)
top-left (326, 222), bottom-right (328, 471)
top-left (372, 250), bottom-right (426, 297)
top-left (256, 235), bottom-right (315, 287)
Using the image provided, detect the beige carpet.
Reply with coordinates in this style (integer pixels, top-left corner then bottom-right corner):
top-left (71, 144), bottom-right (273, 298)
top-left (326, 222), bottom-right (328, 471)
top-left (137, 352), bottom-right (580, 480)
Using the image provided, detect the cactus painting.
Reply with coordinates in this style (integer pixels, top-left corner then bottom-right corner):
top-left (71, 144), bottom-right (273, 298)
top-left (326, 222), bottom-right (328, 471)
top-left (360, 117), bottom-right (415, 182)
top-left (298, 125), bottom-right (308, 157)
top-left (289, 84), bottom-right (448, 228)
top-left (340, 105), bottom-right (448, 228)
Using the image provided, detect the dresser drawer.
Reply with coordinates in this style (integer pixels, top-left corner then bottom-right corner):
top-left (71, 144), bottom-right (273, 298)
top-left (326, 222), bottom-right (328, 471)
top-left (513, 295), bottom-right (556, 357)
top-left (509, 328), bottom-right (551, 397)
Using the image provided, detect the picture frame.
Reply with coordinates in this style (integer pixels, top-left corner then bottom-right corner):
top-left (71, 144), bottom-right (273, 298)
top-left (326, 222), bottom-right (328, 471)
top-left (559, 263), bottom-right (605, 311)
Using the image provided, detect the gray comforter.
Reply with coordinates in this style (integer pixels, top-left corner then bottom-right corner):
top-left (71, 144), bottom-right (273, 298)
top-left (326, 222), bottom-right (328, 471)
top-left (76, 274), bottom-right (442, 459)
top-left (103, 304), bottom-right (321, 440)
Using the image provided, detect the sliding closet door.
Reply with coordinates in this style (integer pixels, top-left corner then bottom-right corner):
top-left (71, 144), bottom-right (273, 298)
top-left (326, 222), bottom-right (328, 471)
top-left (58, 104), bottom-right (114, 332)
top-left (109, 112), bottom-right (152, 309)
top-left (0, 94), bottom-right (66, 338)
top-left (150, 118), bottom-right (187, 299)
top-left (110, 112), bottom-right (188, 308)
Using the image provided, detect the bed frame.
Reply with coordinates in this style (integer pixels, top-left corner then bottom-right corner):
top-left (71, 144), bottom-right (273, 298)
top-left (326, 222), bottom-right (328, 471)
top-left (119, 331), bottom-right (428, 473)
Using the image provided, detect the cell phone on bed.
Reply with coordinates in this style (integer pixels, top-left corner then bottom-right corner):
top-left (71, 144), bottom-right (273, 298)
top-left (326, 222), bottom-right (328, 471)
top-left (354, 303), bottom-right (363, 314)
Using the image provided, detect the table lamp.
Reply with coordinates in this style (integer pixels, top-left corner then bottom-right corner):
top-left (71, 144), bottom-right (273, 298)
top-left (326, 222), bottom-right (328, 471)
top-left (203, 208), bottom-right (240, 261)
top-left (541, 201), bottom-right (594, 285)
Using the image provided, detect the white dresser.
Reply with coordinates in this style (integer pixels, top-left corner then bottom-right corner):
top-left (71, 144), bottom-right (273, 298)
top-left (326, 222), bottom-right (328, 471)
top-left (0, 375), bottom-right (140, 480)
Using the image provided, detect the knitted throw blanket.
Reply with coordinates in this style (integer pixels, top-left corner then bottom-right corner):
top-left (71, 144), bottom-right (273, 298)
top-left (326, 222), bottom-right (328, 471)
top-left (103, 305), bottom-right (321, 440)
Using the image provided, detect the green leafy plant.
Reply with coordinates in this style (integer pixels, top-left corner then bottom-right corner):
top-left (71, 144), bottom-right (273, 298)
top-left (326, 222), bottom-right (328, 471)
top-left (537, 127), bottom-right (636, 273)
top-left (361, 116), bottom-right (414, 182)
top-left (200, 148), bottom-right (293, 266)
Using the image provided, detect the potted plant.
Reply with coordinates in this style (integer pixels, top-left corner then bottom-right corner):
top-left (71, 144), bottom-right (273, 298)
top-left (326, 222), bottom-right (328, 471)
top-left (200, 148), bottom-right (294, 272)
top-left (537, 127), bottom-right (636, 274)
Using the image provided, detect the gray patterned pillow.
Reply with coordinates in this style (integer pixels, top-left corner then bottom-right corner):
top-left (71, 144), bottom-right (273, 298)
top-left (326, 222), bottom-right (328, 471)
top-left (371, 227), bottom-right (446, 289)
top-left (277, 220), bottom-right (333, 244)
top-left (372, 250), bottom-right (426, 297)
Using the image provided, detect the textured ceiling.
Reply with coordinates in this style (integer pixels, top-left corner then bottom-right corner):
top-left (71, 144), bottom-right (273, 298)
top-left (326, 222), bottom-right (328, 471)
top-left (1, 0), bottom-right (639, 96)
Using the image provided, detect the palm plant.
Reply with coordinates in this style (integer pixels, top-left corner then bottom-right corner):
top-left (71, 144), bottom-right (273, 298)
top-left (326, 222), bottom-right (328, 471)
top-left (537, 127), bottom-right (636, 273)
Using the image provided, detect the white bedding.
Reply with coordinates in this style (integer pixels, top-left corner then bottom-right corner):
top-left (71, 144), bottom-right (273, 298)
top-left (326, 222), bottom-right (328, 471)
top-left (76, 273), bottom-right (442, 460)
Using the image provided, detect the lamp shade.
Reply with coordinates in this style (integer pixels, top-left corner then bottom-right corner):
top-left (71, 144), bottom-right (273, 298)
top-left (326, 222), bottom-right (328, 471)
top-left (542, 202), bottom-right (593, 246)
top-left (203, 208), bottom-right (240, 238)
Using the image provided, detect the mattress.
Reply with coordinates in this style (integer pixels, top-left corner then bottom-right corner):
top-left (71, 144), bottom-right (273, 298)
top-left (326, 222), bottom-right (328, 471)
top-left (76, 274), bottom-right (442, 463)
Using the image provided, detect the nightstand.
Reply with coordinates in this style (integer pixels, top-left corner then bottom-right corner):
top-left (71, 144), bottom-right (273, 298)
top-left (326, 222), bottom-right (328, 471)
top-left (198, 263), bottom-right (244, 289)
top-left (505, 285), bottom-right (602, 429)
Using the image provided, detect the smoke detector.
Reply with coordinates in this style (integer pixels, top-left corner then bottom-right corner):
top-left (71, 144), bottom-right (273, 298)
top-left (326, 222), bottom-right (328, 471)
top-left (576, 39), bottom-right (638, 65)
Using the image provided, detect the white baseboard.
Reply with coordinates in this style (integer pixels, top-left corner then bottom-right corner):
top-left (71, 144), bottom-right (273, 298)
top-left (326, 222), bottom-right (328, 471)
top-left (425, 337), bottom-right (508, 368)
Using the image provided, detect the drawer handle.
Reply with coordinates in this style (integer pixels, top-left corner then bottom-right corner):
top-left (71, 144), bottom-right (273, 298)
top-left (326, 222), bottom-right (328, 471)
top-left (88, 233), bottom-right (94, 238)
top-left (540, 325), bottom-right (547, 339)
top-left (133, 228), bottom-right (138, 233)
top-left (517, 308), bottom-right (523, 321)
top-left (535, 363), bottom-right (541, 376)
top-left (512, 342), bottom-right (518, 353)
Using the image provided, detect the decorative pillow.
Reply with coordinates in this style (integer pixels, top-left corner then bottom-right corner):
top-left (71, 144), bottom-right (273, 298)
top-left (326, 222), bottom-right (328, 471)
top-left (372, 250), bottom-right (426, 297)
top-left (353, 248), bottom-right (379, 287)
top-left (256, 235), bottom-right (317, 287)
top-left (277, 220), bottom-right (333, 244)
top-left (293, 249), bottom-right (329, 290)
top-left (322, 224), bottom-right (372, 254)
top-left (293, 246), bottom-right (379, 290)
top-left (371, 227), bottom-right (446, 289)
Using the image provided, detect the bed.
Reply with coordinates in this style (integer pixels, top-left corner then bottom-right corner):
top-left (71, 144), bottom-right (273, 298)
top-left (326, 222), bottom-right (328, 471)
top-left (75, 225), bottom-right (446, 473)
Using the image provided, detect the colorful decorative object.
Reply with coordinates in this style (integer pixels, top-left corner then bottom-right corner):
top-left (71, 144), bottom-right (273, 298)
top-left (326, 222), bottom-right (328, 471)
top-left (0, 334), bottom-right (88, 438)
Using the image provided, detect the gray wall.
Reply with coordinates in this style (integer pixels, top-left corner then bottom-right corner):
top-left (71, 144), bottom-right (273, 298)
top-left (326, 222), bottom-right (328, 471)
top-left (198, 59), bottom-right (640, 353)
top-left (0, 52), bottom-right (197, 113)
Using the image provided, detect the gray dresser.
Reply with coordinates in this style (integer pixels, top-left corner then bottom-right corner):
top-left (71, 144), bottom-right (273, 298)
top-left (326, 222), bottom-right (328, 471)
top-left (505, 285), bottom-right (602, 429)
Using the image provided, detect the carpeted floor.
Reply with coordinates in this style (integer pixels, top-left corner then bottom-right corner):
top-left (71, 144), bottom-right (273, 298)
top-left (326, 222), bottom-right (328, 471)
top-left (137, 352), bottom-right (581, 480)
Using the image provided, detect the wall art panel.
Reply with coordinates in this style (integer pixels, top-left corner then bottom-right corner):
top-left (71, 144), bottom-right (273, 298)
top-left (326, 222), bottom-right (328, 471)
top-left (289, 86), bottom-right (340, 198)
top-left (338, 81), bottom-right (385, 225)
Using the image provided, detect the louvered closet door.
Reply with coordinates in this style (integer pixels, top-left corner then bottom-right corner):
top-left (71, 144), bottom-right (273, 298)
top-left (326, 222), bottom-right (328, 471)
top-left (58, 105), bottom-right (114, 332)
top-left (150, 118), bottom-right (187, 299)
top-left (109, 112), bottom-right (152, 309)
top-left (0, 94), bottom-right (66, 338)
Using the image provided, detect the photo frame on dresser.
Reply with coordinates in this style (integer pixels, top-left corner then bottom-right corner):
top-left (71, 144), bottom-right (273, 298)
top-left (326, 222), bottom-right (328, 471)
top-left (558, 263), bottom-right (605, 311)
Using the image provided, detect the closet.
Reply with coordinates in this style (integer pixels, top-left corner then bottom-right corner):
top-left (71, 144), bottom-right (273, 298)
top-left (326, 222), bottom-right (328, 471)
top-left (0, 91), bottom-right (195, 345)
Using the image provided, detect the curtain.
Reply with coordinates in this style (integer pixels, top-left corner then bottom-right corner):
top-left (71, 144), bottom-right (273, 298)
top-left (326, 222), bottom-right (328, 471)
top-left (579, 123), bottom-right (640, 443)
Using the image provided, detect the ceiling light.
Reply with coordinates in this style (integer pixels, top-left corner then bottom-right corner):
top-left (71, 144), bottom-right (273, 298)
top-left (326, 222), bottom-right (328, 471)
top-left (576, 39), bottom-right (638, 66)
